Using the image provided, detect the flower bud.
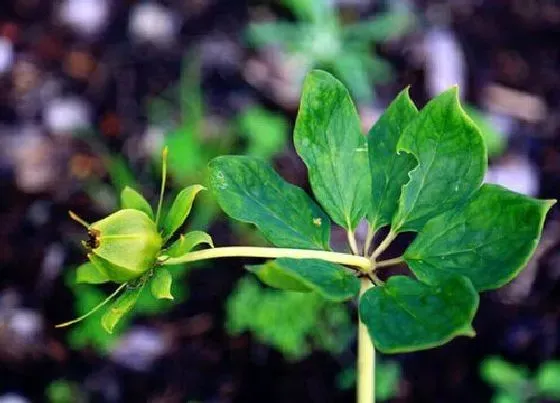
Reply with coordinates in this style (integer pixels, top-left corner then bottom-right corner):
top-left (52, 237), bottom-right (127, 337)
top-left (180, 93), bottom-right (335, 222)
top-left (84, 209), bottom-right (162, 282)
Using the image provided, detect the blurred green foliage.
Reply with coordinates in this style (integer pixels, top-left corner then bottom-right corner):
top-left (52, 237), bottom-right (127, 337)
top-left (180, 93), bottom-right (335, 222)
top-left (227, 276), bottom-right (353, 359)
top-left (45, 379), bottom-right (84, 403)
top-left (149, 57), bottom-right (288, 230)
top-left (465, 106), bottom-right (507, 158)
top-left (227, 275), bottom-right (401, 399)
top-left (337, 358), bottom-right (401, 401)
top-left (248, 0), bottom-right (415, 102)
top-left (481, 356), bottom-right (560, 403)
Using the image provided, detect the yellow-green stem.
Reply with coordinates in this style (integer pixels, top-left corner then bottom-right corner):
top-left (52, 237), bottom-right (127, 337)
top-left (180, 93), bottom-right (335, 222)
top-left (370, 230), bottom-right (397, 261)
top-left (347, 230), bottom-right (360, 255)
top-left (376, 256), bottom-right (404, 268)
top-left (155, 146), bottom-right (168, 226)
top-left (358, 279), bottom-right (375, 403)
top-left (363, 226), bottom-right (376, 256)
top-left (161, 246), bottom-right (371, 271)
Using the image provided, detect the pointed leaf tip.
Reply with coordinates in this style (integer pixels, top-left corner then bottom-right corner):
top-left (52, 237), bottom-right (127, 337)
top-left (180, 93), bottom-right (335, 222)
top-left (405, 184), bottom-right (555, 291)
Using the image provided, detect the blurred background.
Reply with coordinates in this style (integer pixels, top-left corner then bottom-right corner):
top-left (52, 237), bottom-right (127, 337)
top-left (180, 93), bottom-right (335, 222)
top-left (1, 0), bottom-right (560, 402)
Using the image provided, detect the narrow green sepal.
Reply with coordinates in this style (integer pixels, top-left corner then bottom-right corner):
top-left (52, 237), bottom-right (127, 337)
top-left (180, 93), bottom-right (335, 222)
top-left (120, 186), bottom-right (154, 219)
top-left (76, 262), bottom-right (110, 284)
top-left (165, 231), bottom-right (213, 258)
top-left (101, 284), bottom-right (144, 333)
top-left (161, 185), bottom-right (205, 240)
top-left (150, 269), bottom-right (174, 300)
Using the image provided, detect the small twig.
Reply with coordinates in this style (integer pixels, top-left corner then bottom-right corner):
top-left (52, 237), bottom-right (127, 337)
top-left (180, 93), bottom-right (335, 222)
top-left (55, 283), bottom-right (127, 328)
top-left (376, 256), bottom-right (404, 268)
top-left (347, 230), bottom-right (360, 255)
top-left (363, 225), bottom-right (376, 256)
top-left (370, 230), bottom-right (397, 261)
top-left (155, 146), bottom-right (168, 227)
top-left (368, 272), bottom-right (384, 286)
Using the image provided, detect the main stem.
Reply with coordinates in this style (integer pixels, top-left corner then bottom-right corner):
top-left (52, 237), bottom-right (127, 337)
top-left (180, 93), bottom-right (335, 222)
top-left (162, 243), bottom-right (397, 403)
top-left (162, 246), bottom-right (371, 271)
top-left (358, 279), bottom-right (375, 403)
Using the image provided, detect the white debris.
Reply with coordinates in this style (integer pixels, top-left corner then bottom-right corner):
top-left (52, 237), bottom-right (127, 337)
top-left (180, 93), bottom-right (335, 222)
top-left (424, 28), bottom-right (465, 98)
top-left (0, 394), bottom-right (31, 403)
top-left (9, 310), bottom-right (43, 342)
top-left (129, 3), bottom-right (178, 46)
top-left (142, 125), bottom-right (165, 156)
top-left (485, 154), bottom-right (539, 196)
top-left (59, 0), bottom-right (110, 37)
top-left (44, 97), bottom-right (90, 135)
top-left (0, 38), bottom-right (14, 74)
top-left (111, 327), bottom-right (168, 371)
top-left (11, 128), bottom-right (59, 193)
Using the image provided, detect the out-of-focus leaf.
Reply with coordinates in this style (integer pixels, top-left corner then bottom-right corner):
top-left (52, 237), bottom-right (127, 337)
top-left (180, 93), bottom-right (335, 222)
top-left (480, 357), bottom-right (529, 390)
top-left (238, 107), bottom-right (288, 159)
top-left (536, 361), bottom-right (560, 398)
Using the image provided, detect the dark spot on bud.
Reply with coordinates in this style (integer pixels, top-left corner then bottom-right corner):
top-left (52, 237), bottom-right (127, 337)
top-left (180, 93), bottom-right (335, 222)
top-left (87, 229), bottom-right (100, 249)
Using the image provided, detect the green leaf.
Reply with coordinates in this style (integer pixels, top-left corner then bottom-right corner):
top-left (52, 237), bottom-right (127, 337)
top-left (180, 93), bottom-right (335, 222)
top-left (391, 87), bottom-right (487, 232)
top-left (150, 269), bottom-right (174, 300)
top-left (120, 186), bottom-right (154, 219)
top-left (253, 258), bottom-right (360, 301)
top-left (165, 231), bottom-right (214, 258)
top-left (161, 185), bottom-right (205, 240)
top-left (536, 361), bottom-right (560, 398)
top-left (480, 357), bottom-right (529, 390)
top-left (359, 275), bottom-right (478, 353)
top-left (76, 262), bottom-right (110, 284)
top-left (404, 184), bottom-right (555, 291)
top-left (209, 156), bottom-right (331, 250)
top-left (246, 261), bottom-right (312, 293)
top-left (101, 284), bottom-right (144, 333)
top-left (293, 70), bottom-right (370, 230)
top-left (367, 88), bottom-right (418, 230)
